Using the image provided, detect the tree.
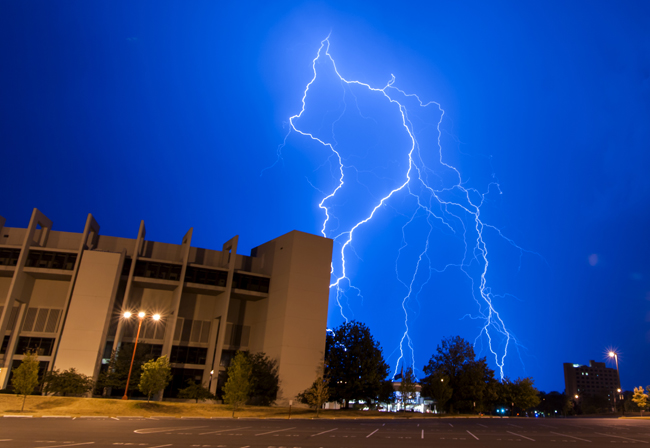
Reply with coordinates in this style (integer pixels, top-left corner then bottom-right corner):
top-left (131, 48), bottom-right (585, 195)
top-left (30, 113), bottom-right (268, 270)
top-left (421, 371), bottom-right (452, 415)
top-left (423, 336), bottom-right (497, 413)
top-left (178, 379), bottom-right (215, 403)
top-left (399, 367), bottom-right (417, 411)
top-left (499, 377), bottom-right (541, 414)
top-left (97, 344), bottom-right (155, 395)
top-left (248, 352), bottom-right (279, 406)
top-left (11, 350), bottom-right (40, 411)
top-left (377, 380), bottom-right (396, 407)
top-left (138, 356), bottom-right (172, 402)
top-left (325, 321), bottom-right (390, 408)
top-left (223, 351), bottom-right (252, 417)
top-left (301, 363), bottom-right (330, 417)
top-left (43, 368), bottom-right (94, 396)
top-left (632, 386), bottom-right (648, 415)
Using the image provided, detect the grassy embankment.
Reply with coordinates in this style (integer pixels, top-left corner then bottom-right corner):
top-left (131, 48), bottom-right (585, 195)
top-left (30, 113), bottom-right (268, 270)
top-left (0, 395), bottom-right (448, 419)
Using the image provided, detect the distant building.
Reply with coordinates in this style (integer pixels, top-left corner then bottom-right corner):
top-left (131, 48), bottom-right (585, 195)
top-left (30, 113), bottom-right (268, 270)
top-left (563, 360), bottom-right (621, 400)
top-left (0, 208), bottom-right (332, 403)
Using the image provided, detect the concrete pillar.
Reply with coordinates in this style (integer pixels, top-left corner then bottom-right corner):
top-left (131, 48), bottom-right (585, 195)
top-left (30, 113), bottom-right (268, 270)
top-left (161, 228), bottom-right (193, 357)
top-left (0, 208), bottom-right (53, 388)
top-left (112, 220), bottom-right (146, 354)
top-left (204, 235), bottom-right (238, 394)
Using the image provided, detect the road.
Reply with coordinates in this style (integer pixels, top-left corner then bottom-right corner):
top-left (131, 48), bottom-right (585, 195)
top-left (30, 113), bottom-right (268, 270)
top-left (0, 416), bottom-right (649, 447)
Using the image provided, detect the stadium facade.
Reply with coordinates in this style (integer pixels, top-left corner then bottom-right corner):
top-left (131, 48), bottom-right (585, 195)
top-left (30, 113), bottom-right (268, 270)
top-left (0, 208), bottom-right (332, 403)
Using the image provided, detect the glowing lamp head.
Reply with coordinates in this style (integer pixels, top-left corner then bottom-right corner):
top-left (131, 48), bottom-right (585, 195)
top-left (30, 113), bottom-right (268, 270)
top-left (617, 388), bottom-right (621, 392)
top-left (138, 311), bottom-right (145, 319)
top-left (609, 351), bottom-right (615, 357)
top-left (575, 394), bottom-right (579, 399)
top-left (152, 313), bottom-right (161, 321)
top-left (123, 311), bottom-right (132, 319)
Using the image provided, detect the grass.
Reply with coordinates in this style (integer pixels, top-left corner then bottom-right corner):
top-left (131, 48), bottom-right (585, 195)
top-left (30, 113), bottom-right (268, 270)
top-left (0, 395), bottom-right (455, 419)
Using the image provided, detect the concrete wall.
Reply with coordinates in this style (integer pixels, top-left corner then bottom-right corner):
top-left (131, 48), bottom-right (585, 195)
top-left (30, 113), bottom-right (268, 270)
top-left (55, 251), bottom-right (123, 381)
top-left (27, 279), bottom-right (68, 309)
top-left (252, 231), bottom-right (332, 404)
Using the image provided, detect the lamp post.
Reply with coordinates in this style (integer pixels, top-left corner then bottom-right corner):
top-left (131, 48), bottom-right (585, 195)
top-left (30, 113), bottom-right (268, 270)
top-left (122, 311), bottom-right (160, 400)
top-left (609, 351), bottom-right (621, 411)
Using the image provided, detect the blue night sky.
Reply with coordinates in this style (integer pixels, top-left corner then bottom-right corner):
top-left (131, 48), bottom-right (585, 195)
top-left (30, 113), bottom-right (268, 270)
top-left (2, 1), bottom-right (649, 393)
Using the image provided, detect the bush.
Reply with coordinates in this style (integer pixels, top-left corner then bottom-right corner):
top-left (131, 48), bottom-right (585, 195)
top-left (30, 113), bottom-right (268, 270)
top-left (43, 368), bottom-right (94, 396)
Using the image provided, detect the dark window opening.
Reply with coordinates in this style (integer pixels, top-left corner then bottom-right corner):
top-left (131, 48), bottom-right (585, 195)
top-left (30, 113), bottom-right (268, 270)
top-left (24, 250), bottom-right (76, 270)
top-left (15, 337), bottom-right (55, 356)
top-left (170, 345), bottom-right (208, 365)
top-left (232, 273), bottom-right (270, 293)
top-left (0, 249), bottom-right (20, 266)
top-left (185, 266), bottom-right (228, 287)
top-left (121, 257), bottom-right (132, 276)
top-left (134, 260), bottom-right (182, 281)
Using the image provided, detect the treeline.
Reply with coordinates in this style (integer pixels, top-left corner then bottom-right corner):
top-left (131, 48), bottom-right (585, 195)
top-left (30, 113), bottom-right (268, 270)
top-left (9, 350), bottom-right (175, 410)
top-left (8, 347), bottom-right (280, 411)
top-left (300, 321), bottom-right (541, 414)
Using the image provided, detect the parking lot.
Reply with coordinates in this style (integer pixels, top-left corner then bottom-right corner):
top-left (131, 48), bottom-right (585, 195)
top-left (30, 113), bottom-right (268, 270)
top-left (1, 415), bottom-right (649, 447)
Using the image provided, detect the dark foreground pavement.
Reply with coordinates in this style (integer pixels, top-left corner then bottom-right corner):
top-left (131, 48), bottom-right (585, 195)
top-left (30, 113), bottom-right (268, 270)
top-left (0, 415), bottom-right (649, 447)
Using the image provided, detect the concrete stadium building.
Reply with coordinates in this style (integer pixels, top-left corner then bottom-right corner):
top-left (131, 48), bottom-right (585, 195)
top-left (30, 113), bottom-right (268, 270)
top-left (0, 208), bottom-right (332, 403)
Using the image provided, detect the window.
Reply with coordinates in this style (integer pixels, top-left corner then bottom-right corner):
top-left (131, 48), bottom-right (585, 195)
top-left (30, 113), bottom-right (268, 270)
top-left (232, 273), bottom-right (270, 293)
top-left (15, 337), bottom-right (55, 356)
top-left (185, 266), bottom-right (228, 287)
top-left (23, 250), bottom-right (77, 270)
top-left (170, 345), bottom-right (208, 365)
top-left (134, 260), bottom-right (182, 281)
top-left (0, 249), bottom-right (20, 266)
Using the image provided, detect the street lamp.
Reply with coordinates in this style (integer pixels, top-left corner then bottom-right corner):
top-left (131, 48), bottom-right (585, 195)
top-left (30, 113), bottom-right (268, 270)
top-left (121, 311), bottom-right (161, 400)
top-left (609, 351), bottom-right (619, 374)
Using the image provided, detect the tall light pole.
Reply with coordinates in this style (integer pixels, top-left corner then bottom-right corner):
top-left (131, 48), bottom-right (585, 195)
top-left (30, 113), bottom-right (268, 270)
top-left (609, 351), bottom-right (621, 413)
top-left (122, 311), bottom-right (160, 400)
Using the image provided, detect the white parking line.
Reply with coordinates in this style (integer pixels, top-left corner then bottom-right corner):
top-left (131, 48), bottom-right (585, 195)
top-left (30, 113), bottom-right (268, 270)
top-left (421, 430), bottom-right (424, 439)
top-left (199, 426), bottom-right (251, 435)
top-left (311, 428), bottom-right (338, 437)
top-left (507, 431), bottom-right (535, 441)
top-left (135, 426), bottom-right (207, 434)
top-left (449, 423), bottom-right (454, 427)
top-left (467, 430), bottom-right (479, 440)
top-left (477, 423), bottom-right (488, 428)
top-left (595, 432), bottom-right (649, 444)
top-left (366, 429), bottom-right (379, 438)
top-left (508, 423), bottom-right (523, 428)
top-left (35, 443), bottom-right (94, 448)
top-left (550, 432), bottom-right (592, 442)
top-left (255, 427), bottom-right (296, 436)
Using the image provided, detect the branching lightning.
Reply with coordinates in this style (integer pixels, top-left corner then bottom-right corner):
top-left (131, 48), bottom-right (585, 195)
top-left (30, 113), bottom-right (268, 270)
top-left (277, 35), bottom-right (538, 380)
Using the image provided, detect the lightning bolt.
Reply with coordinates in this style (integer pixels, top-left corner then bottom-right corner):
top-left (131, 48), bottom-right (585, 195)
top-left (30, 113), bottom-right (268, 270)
top-left (280, 35), bottom-right (538, 380)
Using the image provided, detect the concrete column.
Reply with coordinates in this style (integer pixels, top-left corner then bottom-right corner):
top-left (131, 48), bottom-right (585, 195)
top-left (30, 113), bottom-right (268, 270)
top-left (0, 216), bottom-right (5, 237)
top-left (204, 235), bottom-right (239, 394)
top-left (49, 213), bottom-right (100, 371)
top-left (0, 208), bottom-right (52, 388)
top-left (161, 228), bottom-right (193, 357)
top-left (112, 220), bottom-right (146, 354)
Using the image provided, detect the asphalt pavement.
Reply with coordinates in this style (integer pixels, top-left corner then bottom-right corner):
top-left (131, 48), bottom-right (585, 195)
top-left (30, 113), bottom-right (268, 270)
top-left (0, 415), bottom-right (649, 447)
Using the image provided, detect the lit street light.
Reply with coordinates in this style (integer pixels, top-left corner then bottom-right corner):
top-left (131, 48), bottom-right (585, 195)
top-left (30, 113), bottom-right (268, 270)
top-left (121, 311), bottom-right (161, 400)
